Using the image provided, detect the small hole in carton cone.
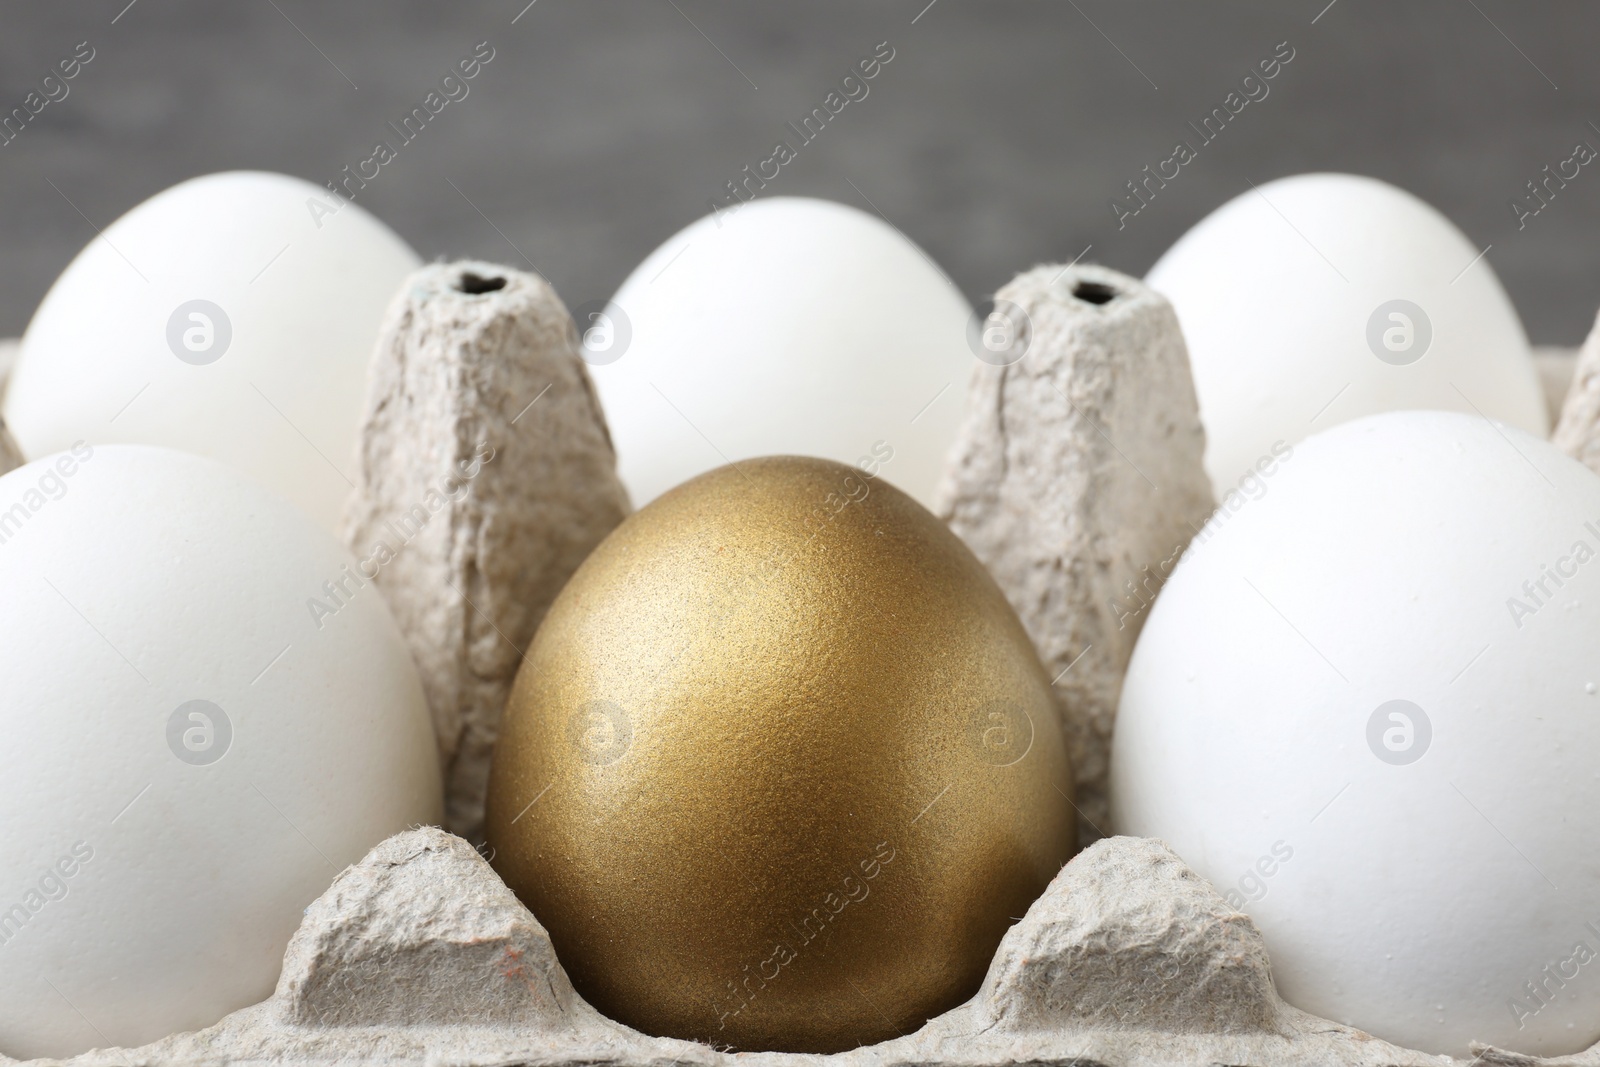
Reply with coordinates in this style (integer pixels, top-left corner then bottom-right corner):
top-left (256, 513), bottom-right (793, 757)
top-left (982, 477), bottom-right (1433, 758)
top-left (458, 272), bottom-right (508, 294)
top-left (1072, 281), bottom-right (1116, 305)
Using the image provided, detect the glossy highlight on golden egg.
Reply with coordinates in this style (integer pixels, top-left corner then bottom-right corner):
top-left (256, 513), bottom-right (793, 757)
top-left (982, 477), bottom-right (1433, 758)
top-left (485, 456), bottom-right (1075, 1053)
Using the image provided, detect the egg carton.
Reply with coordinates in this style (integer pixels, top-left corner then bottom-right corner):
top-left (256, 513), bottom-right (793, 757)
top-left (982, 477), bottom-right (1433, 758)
top-left (0, 825), bottom-right (1588, 1067)
top-left (1, 263), bottom-right (1596, 1067)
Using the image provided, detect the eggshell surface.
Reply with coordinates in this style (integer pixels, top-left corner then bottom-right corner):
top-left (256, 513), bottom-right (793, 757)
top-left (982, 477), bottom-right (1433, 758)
top-left (1110, 410), bottom-right (1600, 1056)
top-left (2, 171), bottom-right (420, 530)
top-left (1145, 173), bottom-right (1547, 497)
top-left (486, 456), bottom-right (1075, 1053)
top-left (0, 445), bottom-right (441, 1059)
top-left (588, 197), bottom-right (974, 509)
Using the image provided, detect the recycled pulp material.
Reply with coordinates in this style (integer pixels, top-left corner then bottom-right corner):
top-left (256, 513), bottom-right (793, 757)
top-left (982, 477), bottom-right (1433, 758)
top-left (935, 264), bottom-right (1215, 842)
top-left (341, 262), bottom-right (630, 841)
top-left (5, 287), bottom-right (1600, 1065)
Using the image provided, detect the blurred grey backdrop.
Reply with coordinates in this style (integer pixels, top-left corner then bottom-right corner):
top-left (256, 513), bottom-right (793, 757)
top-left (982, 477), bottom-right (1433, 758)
top-left (0, 1), bottom-right (1595, 342)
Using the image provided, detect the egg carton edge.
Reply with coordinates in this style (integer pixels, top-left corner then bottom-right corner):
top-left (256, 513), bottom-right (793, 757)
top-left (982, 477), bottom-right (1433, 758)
top-left (0, 826), bottom-right (1574, 1067)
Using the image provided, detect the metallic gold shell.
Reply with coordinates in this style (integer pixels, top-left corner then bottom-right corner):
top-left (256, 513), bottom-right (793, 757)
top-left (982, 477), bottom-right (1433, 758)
top-left (486, 456), bottom-right (1075, 1052)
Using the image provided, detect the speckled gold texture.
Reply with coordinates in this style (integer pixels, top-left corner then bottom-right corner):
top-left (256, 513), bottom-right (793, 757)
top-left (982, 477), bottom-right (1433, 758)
top-left (485, 456), bottom-right (1075, 1053)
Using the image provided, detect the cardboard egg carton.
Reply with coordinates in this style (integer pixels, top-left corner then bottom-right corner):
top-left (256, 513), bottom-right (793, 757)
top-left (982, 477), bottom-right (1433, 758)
top-left (2, 272), bottom-right (1598, 1067)
top-left (3, 827), bottom-right (1515, 1067)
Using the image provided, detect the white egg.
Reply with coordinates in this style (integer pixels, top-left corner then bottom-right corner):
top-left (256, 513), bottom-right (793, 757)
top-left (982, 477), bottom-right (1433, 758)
top-left (2, 171), bottom-right (420, 530)
top-left (0, 445), bottom-right (441, 1058)
top-left (1110, 410), bottom-right (1600, 1056)
top-left (1145, 173), bottom-right (1547, 498)
top-left (587, 196), bottom-right (974, 508)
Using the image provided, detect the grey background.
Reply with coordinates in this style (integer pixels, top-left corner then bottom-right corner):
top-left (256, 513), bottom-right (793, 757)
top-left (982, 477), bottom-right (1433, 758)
top-left (0, 1), bottom-right (1595, 343)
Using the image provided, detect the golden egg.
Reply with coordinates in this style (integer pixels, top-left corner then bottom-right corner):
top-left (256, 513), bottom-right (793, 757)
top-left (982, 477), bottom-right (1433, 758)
top-left (485, 456), bottom-right (1075, 1053)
